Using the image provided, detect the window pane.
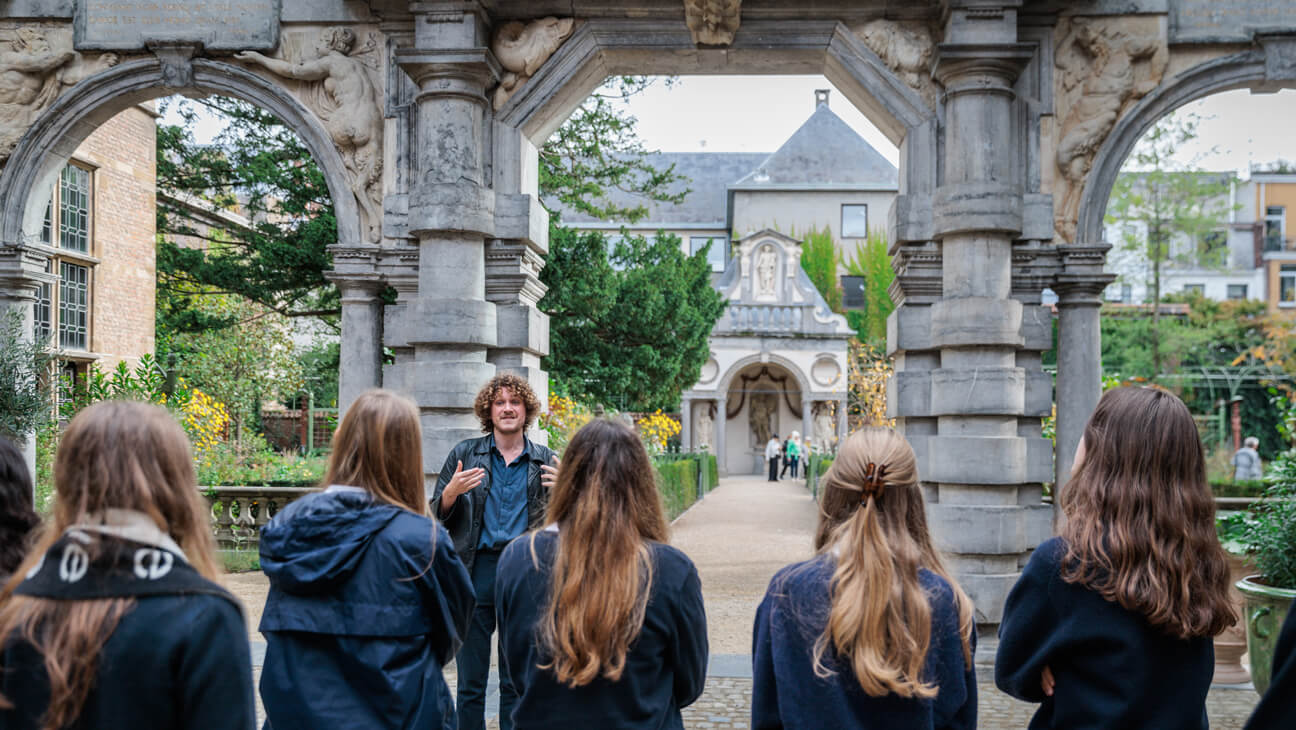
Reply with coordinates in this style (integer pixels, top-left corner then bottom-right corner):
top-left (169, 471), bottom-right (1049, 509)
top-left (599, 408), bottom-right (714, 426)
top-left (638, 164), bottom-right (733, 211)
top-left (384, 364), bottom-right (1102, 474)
top-left (41, 199), bottom-right (52, 246)
top-left (34, 282), bottom-right (52, 344)
top-left (1282, 275), bottom-right (1296, 304)
top-left (58, 262), bottom-right (88, 350)
top-left (59, 165), bottom-right (89, 253)
top-left (841, 205), bottom-right (868, 238)
top-left (1227, 284), bottom-right (1247, 300)
top-left (1183, 283), bottom-right (1205, 294)
top-left (1121, 284), bottom-right (1132, 303)
top-left (841, 275), bottom-right (865, 309)
top-left (691, 236), bottom-right (727, 273)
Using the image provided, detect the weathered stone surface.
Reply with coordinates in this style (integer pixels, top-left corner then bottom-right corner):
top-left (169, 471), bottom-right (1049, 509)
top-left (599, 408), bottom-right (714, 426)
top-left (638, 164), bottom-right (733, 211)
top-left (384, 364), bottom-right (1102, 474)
top-left (75, 0), bottom-right (281, 51)
top-left (399, 297), bottom-right (497, 348)
top-left (925, 435), bottom-right (1028, 485)
top-left (930, 297), bottom-right (1024, 349)
top-left (932, 182), bottom-right (1024, 238)
top-left (930, 368), bottom-right (1026, 416)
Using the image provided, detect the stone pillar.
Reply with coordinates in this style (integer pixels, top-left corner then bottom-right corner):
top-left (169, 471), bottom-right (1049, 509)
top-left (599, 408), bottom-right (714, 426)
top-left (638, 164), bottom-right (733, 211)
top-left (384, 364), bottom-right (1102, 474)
top-left (395, 4), bottom-right (499, 488)
top-left (326, 246), bottom-right (385, 416)
top-left (925, 17), bottom-right (1043, 651)
top-left (715, 394), bottom-right (728, 476)
top-left (1054, 246), bottom-right (1114, 497)
top-left (835, 396), bottom-right (848, 448)
top-left (801, 398), bottom-right (813, 452)
top-left (680, 397), bottom-right (693, 451)
top-left (0, 241), bottom-right (55, 498)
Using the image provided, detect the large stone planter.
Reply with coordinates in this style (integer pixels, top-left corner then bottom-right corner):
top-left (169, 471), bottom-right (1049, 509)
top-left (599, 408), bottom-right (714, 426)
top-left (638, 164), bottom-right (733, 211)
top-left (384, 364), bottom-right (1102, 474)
top-left (1236, 575), bottom-right (1296, 694)
top-left (1213, 553), bottom-right (1253, 684)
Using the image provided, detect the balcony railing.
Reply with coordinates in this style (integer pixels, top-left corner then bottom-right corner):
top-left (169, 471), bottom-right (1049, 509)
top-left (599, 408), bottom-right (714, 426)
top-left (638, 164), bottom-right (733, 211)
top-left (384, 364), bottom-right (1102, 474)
top-left (724, 304), bottom-right (805, 333)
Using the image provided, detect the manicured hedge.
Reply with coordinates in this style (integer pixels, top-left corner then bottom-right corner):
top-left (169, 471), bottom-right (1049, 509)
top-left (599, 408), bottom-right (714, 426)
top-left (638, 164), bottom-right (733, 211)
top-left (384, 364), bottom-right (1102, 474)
top-left (1211, 480), bottom-right (1267, 498)
top-left (703, 453), bottom-right (718, 492)
top-left (655, 458), bottom-right (699, 520)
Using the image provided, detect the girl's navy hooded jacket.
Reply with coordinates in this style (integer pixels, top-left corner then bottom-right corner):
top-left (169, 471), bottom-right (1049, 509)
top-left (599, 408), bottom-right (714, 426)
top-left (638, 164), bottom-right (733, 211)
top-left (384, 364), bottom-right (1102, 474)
top-left (751, 555), bottom-right (977, 730)
top-left (494, 529), bottom-right (709, 730)
top-left (996, 537), bottom-right (1214, 730)
top-left (257, 486), bottom-right (474, 730)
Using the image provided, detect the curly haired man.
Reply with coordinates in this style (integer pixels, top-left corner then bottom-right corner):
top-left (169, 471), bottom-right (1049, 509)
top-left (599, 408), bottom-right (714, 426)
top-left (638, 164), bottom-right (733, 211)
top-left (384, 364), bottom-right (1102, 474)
top-left (431, 373), bottom-right (557, 730)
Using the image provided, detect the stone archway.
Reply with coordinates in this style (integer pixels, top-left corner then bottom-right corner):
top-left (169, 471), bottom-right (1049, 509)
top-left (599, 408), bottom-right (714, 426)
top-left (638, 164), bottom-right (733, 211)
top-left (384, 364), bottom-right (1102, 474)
top-left (0, 54), bottom-right (383, 413)
top-left (1076, 42), bottom-right (1296, 246)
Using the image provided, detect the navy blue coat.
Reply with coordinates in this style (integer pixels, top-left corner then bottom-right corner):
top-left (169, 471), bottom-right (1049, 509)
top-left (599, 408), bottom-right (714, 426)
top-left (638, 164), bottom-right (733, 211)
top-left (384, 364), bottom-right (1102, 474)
top-left (258, 488), bottom-right (475, 730)
top-left (1245, 605), bottom-right (1296, 729)
top-left (495, 530), bottom-right (709, 729)
top-left (1, 593), bottom-right (254, 730)
top-left (996, 537), bottom-right (1214, 730)
top-left (752, 556), bottom-right (976, 730)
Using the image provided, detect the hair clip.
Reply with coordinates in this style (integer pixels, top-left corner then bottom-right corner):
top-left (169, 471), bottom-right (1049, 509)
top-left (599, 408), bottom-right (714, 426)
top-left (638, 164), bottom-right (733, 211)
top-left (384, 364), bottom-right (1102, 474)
top-left (861, 462), bottom-right (888, 503)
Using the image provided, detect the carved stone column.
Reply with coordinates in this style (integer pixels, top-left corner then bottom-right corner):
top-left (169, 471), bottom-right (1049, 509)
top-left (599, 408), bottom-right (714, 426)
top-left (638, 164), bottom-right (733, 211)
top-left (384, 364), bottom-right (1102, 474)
top-left (925, 17), bottom-right (1041, 649)
top-left (326, 260), bottom-right (385, 416)
top-left (395, 4), bottom-right (500, 485)
top-left (1054, 245), bottom-right (1115, 498)
top-left (801, 398), bottom-right (813, 453)
top-left (715, 394), bottom-right (728, 477)
top-left (0, 241), bottom-right (55, 496)
top-left (680, 397), bottom-right (693, 451)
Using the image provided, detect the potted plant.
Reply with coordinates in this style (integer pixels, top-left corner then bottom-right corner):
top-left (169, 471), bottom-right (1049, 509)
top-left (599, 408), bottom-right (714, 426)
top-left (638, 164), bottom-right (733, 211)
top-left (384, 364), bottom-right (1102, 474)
top-left (1236, 451), bottom-right (1296, 694)
top-left (1214, 512), bottom-right (1254, 684)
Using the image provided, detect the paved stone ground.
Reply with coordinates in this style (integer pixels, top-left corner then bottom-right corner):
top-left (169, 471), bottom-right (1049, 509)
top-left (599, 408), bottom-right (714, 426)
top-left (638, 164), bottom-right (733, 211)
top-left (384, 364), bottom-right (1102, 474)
top-left (223, 474), bottom-right (1262, 729)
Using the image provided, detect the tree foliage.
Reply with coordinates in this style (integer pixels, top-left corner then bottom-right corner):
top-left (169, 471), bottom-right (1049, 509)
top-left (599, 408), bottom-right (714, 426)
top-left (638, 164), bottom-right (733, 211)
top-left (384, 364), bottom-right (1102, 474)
top-left (540, 227), bottom-right (724, 411)
top-left (540, 77), bottom-right (687, 223)
top-left (800, 226), bottom-right (842, 313)
top-left (843, 229), bottom-right (896, 345)
top-left (1105, 114), bottom-right (1233, 375)
top-left (156, 97), bottom-right (338, 335)
top-left (0, 309), bottom-right (54, 441)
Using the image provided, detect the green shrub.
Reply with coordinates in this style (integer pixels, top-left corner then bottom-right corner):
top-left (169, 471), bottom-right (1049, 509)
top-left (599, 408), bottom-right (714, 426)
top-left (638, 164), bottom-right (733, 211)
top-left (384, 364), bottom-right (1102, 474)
top-left (1241, 452), bottom-right (1296, 588)
top-left (705, 452), bottom-right (718, 490)
top-left (218, 549), bottom-right (260, 573)
top-left (654, 459), bottom-right (698, 520)
top-left (1210, 480), bottom-right (1267, 498)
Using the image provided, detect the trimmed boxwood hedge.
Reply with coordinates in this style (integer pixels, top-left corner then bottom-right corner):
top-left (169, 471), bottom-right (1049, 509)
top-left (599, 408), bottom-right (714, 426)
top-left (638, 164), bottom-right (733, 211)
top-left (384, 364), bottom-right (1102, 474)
top-left (1211, 480), bottom-right (1267, 498)
top-left (655, 459), bottom-right (699, 520)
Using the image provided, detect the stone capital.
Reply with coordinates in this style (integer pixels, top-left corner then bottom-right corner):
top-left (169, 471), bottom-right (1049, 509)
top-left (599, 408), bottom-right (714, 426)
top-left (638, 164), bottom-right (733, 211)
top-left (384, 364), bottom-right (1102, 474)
top-left (932, 43), bottom-right (1034, 95)
top-left (0, 242), bottom-right (56, 300)
top-left (396, 48), bottom-right (500, 106)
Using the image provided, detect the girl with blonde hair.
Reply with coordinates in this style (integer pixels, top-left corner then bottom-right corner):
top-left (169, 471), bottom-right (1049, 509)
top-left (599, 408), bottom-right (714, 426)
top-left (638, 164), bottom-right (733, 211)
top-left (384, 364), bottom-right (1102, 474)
top-left (752, 427), bottom-right (976, 730)
top-left (495, 418), bottom-right (708, 729)
top-left (0, 401), bottom-right (254, 730)
top-left (996, 386), bottom-right (1235, 728)
top-left (258, 389), bottom-right (474, 730)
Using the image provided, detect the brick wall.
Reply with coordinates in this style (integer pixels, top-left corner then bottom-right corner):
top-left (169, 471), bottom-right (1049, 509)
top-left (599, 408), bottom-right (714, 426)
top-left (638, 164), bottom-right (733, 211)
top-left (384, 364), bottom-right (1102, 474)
top-left (75, 104), bottom-right (157, 370)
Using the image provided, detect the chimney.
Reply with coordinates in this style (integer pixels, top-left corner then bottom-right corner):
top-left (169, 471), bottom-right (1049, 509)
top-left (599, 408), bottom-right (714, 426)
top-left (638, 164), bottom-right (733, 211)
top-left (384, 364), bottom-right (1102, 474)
top-left (815, 89), bottom-right (830, 107)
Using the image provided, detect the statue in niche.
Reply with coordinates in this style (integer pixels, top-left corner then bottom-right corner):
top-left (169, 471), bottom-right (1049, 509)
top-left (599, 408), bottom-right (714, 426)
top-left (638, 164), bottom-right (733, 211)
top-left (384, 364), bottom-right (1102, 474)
top-left (684, 0), bottom-right (743, 46)
top-left (854, 19), bottom-right (939, 109)
top-left (749, 392), bottom-right (776, 447)
top-left (1054, 17), bottom-right (1166, 242)
top-left (696, 405), bottom-right (713, 450)
top-left (237, 27), bottom-right (384, 243)
top-left (813, 401), bottom-right (835, 452)
top-left (755, 245), bottom-right (776, 297)
top-left (492, 17), bottom-right (575, 110)
top-left (0, 29), bottom-right (118, 161)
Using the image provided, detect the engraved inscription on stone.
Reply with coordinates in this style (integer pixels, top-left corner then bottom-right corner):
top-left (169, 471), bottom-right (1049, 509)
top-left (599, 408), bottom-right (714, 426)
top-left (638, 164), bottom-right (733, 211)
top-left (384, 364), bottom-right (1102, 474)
top-left (75, 0), bottom-right (281, 51)
top-left (1171, 1), bottom-right (1296, 44)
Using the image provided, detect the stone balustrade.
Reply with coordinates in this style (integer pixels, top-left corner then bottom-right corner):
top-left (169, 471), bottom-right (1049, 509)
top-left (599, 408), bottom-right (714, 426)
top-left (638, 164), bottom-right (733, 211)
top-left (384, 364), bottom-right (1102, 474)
top-left (204, 486), bottom-right (318, 549)
top-left (725, 305), bottom-right (804, 333)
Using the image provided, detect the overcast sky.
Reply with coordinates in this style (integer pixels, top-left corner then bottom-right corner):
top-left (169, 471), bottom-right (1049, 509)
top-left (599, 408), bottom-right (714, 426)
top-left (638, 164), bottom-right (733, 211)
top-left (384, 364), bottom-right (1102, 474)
top-left (163, 76), bottom-right (1296, 176)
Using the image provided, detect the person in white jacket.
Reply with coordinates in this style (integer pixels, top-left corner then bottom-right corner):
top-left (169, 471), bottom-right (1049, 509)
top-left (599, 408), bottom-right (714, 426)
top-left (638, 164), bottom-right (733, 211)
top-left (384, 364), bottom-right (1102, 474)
top-left (766, 435), bottom-right (782, 482)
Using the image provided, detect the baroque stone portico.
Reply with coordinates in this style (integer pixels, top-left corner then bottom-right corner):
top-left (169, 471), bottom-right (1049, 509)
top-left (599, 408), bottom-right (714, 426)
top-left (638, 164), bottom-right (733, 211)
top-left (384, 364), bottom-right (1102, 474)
top-left (3, 0), bottom-right (1296, 647)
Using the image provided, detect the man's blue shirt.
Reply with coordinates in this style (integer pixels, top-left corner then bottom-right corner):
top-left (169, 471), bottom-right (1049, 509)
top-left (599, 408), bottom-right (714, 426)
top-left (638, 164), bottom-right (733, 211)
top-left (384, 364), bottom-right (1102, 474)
top-left (477, 435), bottom-right (533, 550)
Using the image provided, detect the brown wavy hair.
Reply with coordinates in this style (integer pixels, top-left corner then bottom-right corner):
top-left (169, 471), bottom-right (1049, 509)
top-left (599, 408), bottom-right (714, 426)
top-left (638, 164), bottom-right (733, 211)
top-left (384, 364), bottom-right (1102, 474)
top-left (325, 389), bottom-right (426, 515)
top-left (1060, 386), bottom-right (1235, 639)
top-left (530, 418), bottom-right (669, 686)
top-left (0, 401), bottom-right (221, 730)
top-left (812, 428), bottom-right (974, 698)
top-left (474, 373), bottom-right (541, 433)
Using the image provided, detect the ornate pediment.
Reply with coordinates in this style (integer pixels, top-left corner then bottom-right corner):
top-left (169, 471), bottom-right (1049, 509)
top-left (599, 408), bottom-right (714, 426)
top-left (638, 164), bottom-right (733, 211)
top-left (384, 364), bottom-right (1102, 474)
top-left (712, 229), bottom-right (851, 337)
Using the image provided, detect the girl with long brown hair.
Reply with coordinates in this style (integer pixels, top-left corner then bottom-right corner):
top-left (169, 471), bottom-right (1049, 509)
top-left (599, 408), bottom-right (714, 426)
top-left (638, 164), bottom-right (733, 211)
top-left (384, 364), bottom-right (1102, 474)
top-left (257, 389), bottom-right (474, 730)
top-left (0, 401), bottom-right (254, 730)
top-left (996, 386), bottom-right (1236, 729)
top-left (495, 418), bottom-right (708, 729)
top-left (751, 427), bottom-right (977, 730)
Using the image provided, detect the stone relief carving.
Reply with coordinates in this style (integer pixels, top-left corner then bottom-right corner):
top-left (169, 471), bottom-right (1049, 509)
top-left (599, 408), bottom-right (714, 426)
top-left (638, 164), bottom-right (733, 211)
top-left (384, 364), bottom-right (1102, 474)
top-left (236, 27), bottom-right (385, 243)
top-left (854, 19), bottom-right (939, 108)
top-left (696, 405), bottom-right (713, 449)
top-left (749, 391), bottom-right (775, 447)
top-left (491, 17), bottom-right (575, 111)
top-left (0, 28), bottom-right (118, 161)
top-left (755, 245), bottom-right (776, 297)
top-left (1053, 16), bottom-right (1167, 242)
top-left (684, 0), bottom-right (742, 46)
top-left (813, 401), bottom-right (835, 452)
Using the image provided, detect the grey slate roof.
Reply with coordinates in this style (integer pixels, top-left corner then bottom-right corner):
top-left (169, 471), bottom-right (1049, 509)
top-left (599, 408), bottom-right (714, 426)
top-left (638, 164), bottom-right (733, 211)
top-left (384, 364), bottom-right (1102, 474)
top-left (551, 151), bottom-right (769, 226)
top-left (547, 103), bottom-right (898, 227)
top-left (732, 103), bottom-right (898, 190)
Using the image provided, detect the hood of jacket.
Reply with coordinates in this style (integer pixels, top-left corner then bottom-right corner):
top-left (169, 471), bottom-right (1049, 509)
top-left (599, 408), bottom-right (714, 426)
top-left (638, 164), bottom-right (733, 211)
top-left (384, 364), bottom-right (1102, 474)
top-left (259, 488), bottom-right (404, 595)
